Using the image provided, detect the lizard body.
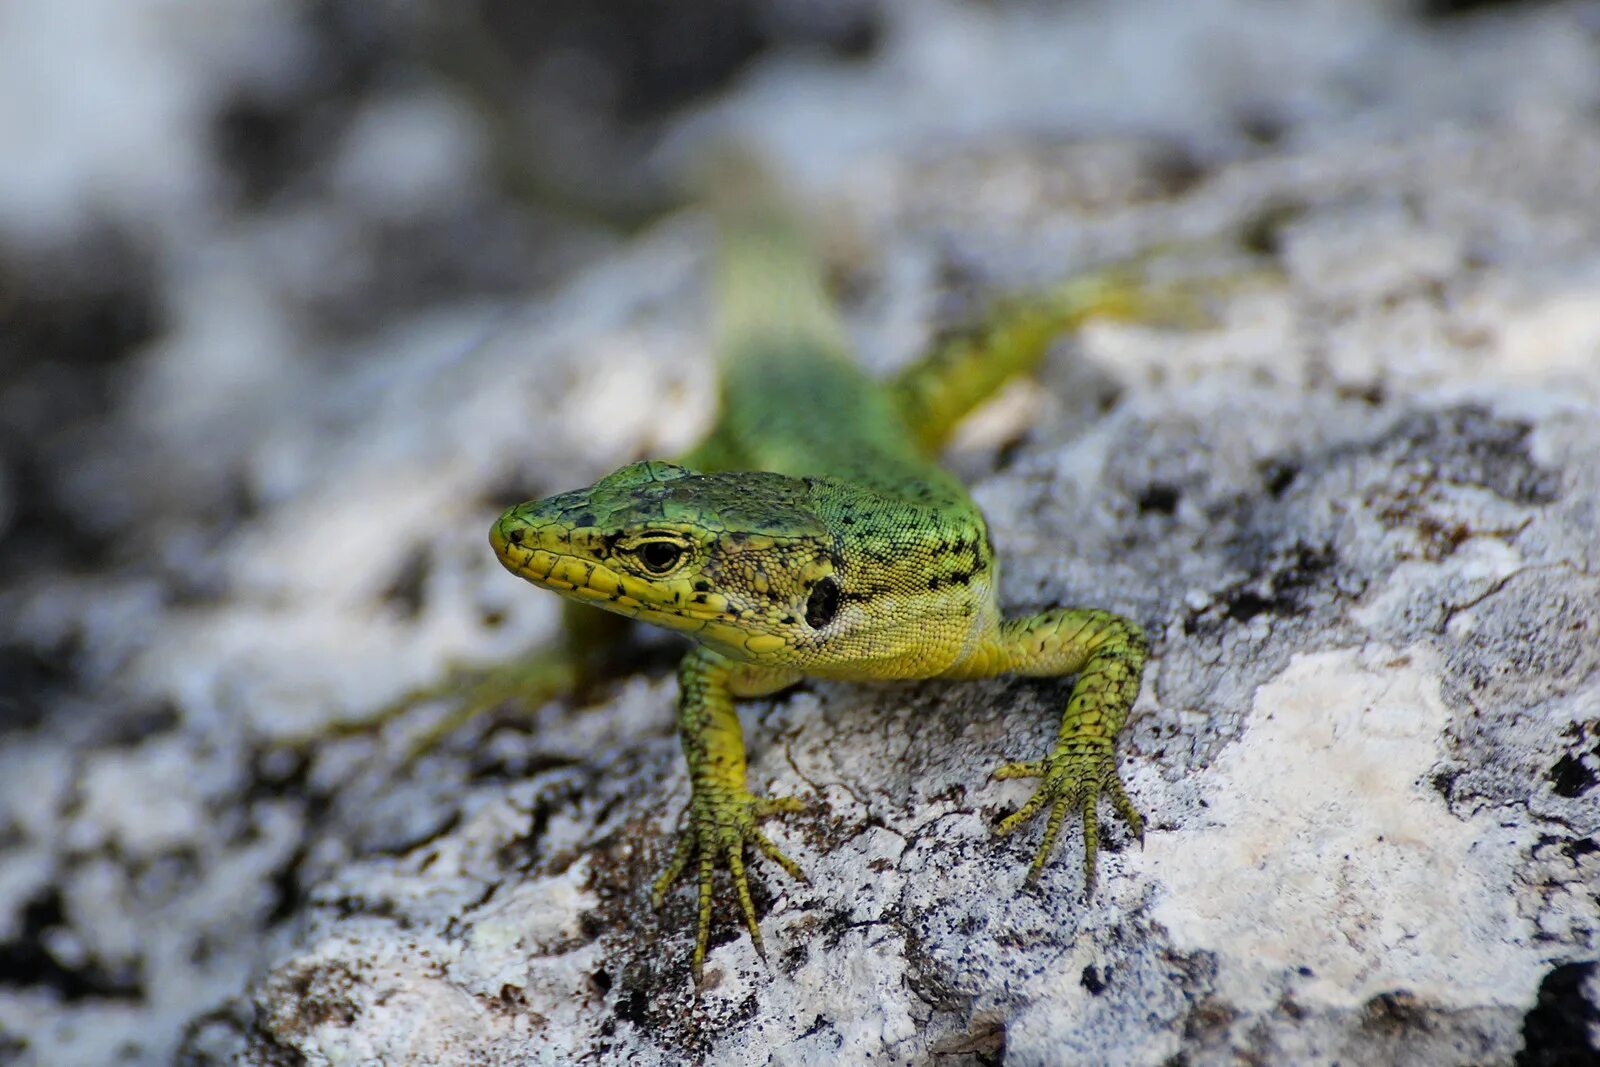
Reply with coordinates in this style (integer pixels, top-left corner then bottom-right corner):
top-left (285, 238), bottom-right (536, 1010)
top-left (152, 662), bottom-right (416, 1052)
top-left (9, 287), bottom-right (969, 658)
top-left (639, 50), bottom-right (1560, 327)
top-left (491, 195), bottom-right (1148, 983)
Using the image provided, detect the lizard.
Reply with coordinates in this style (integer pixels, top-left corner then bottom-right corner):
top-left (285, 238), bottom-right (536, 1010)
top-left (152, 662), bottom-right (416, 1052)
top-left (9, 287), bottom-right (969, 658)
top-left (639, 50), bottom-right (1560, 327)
top-left (489, 188), bottom-right (1167, 984)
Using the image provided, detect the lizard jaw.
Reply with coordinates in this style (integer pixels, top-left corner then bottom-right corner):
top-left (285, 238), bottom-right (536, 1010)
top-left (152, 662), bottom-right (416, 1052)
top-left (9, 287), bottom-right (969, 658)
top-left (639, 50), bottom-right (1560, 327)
top-left (491, 508), bottom-right (737, 634)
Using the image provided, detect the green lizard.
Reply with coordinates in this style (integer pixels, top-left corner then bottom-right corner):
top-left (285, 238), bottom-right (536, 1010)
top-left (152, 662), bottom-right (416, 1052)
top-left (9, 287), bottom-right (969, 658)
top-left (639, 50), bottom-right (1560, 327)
top-left (490, 192), bottom-right (1159, 984)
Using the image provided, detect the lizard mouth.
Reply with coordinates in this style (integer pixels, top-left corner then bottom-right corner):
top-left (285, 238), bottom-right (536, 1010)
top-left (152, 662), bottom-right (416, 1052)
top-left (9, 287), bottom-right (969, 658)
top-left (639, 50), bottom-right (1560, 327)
top-left (489, 506), bottom-right (812, 667)
top-left (491, 511), bottom-right (728, 632)
top-left (492, 518), bottom-right (647, 613)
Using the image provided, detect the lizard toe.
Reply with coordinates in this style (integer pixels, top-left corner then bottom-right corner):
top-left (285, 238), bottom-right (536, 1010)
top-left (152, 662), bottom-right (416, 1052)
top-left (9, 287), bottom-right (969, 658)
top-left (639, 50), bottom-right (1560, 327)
top-left (993, 740), bottom-right (1138, 891)
top-left (655, 788), bottom-right (806, 985)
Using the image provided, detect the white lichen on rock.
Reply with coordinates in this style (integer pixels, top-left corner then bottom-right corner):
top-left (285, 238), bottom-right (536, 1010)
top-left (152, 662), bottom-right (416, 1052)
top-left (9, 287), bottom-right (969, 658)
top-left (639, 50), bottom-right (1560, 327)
top-left (1149, 646), bottom-right (1546, 1012)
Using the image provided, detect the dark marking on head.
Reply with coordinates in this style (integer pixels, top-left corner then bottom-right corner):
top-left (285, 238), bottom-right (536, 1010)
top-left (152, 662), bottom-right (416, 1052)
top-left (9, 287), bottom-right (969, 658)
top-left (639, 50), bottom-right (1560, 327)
top-left (573, 512), bottom-right (596, 528)
top-left (838, 580), bottom-right (894, 603)
top-left (942, 563), bottom-right (983, 587)
top-left (806, 577), bottom-right (841, 629)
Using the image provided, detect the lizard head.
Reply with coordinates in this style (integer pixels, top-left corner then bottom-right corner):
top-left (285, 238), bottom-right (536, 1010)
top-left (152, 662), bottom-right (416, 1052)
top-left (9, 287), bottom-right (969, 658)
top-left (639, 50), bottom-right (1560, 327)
top-left (491, 460), bottom-right (843, 662)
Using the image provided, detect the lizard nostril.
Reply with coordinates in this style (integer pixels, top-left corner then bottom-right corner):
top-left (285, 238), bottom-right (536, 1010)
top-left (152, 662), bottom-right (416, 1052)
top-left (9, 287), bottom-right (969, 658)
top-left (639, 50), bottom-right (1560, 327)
top-left (507, 527), bottom-right (524, 545)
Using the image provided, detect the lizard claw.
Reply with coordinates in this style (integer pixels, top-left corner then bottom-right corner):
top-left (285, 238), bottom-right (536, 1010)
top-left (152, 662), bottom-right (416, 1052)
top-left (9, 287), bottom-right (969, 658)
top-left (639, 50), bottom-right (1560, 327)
top-left (651, 788), bottom-right (807, 984)
top-left (992, 738), bottom-right (1141, 891)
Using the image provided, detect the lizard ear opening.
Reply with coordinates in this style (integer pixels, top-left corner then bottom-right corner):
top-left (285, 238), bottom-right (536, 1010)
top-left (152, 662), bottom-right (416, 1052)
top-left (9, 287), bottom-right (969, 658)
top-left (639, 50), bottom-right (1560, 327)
top-left (805, 577), bottom-right (841, 629)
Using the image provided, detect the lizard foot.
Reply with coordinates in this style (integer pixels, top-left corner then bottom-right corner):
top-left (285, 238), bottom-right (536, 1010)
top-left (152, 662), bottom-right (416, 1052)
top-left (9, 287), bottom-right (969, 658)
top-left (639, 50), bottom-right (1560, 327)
top-left (992, 737), bottom-right (1142, 891)
top-left (650, 789), bottom-right (807, 985)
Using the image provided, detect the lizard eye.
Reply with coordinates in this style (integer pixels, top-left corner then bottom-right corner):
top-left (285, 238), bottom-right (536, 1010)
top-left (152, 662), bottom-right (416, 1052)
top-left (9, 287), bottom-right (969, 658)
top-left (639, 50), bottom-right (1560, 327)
top-left (635, 541), bottom-right (685, 575)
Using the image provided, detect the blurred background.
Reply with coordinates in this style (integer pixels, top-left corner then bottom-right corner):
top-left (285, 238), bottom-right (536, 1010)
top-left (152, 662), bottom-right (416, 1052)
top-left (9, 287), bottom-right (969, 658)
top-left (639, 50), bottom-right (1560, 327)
top-left (2, 1), bottom-right (1598, 1063)
top-left (0, 0), bottom-right (876, 611)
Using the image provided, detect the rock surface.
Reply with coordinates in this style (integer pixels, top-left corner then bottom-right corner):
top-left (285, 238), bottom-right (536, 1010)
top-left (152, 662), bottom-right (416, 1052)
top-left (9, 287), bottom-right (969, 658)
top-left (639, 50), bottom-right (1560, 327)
top-left (2, 2), bottom-right (1599, 1066)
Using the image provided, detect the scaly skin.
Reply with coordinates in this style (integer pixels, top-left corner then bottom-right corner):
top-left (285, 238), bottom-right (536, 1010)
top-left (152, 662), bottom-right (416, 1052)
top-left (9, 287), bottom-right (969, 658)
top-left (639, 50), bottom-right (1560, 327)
top-left (491, 196), bottom-right (1153, 984)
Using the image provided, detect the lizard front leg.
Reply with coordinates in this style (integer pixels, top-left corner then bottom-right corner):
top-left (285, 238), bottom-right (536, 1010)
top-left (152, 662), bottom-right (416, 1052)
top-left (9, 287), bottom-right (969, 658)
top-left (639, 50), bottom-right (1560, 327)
top-left (947, 608), bottom-right (1147, 889)
top-left (652, 645), bottom-right (806, 983)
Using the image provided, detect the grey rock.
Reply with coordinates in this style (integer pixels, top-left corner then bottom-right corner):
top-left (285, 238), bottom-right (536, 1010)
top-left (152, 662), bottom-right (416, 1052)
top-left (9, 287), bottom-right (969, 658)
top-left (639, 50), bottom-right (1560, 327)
top-left (3, 2), bottom-right (1600, 1066)
top-left (236, 119), bottom-right (1600, 1067)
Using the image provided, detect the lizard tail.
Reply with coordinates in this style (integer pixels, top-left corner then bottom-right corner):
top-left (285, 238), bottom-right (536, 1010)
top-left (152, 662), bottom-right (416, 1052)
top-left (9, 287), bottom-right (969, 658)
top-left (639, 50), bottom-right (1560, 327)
top-left (702, 155), bottom-right (853, 368)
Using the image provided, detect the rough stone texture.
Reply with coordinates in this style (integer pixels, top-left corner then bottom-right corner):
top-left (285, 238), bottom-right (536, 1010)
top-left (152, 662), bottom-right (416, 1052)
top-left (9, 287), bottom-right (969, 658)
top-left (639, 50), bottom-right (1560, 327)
top-left (3, 2), bottom-right (1600, 1066)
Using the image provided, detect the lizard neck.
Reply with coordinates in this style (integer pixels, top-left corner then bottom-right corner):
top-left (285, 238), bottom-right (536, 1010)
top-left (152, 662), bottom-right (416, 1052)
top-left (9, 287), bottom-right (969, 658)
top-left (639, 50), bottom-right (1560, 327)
top-left (791, 478), bottom-right (1000, 681)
